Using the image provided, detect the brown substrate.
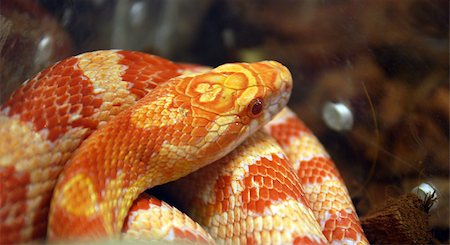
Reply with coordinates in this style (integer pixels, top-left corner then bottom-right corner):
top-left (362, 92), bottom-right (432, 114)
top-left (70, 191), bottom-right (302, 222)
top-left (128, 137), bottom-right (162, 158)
top-left (361, 193), bottom-right (434, 244)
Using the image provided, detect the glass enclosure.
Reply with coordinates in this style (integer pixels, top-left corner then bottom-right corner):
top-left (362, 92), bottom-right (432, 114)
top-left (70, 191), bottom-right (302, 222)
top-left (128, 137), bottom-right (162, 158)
top-left (1, 0), bottom-right (448, 243)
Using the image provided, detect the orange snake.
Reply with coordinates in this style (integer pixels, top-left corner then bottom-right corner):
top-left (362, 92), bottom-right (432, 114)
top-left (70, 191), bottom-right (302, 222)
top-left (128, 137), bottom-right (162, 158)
top-left (0, 50), bottom-right (368, 244)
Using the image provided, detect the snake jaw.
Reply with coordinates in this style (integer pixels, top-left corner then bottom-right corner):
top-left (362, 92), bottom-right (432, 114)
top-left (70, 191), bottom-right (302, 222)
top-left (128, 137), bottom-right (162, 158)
top-left (256, 60), bottom-right (293, 133)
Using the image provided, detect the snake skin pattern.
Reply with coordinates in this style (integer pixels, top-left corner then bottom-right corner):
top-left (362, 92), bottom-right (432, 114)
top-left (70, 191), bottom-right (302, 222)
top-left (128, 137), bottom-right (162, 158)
top-left (0, 50), bottom-right (292, 243)
top-left (0, 50), bottom-right (368, 244)
top-left (123, 193), bottom-right (215, 244)
top-left (160, 130), bottom-right (329, 244)
top-left (0, 50), bottom-right (189, 243)
top-left (146, 110), bottom-right (368, 244)
top-left (1, 50), bottom-right (184, 243)
top-left (265, 108), bottom-right (369, 245)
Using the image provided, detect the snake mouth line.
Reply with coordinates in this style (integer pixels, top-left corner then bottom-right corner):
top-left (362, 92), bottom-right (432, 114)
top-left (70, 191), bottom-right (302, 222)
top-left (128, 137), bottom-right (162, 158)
top-left (268, 90), bottom-right (291, 116)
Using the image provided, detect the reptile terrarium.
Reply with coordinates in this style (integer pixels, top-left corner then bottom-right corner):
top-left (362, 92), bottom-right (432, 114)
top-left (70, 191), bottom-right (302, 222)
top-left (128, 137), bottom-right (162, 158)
top-left (0, 0), bottom-right (448, 244)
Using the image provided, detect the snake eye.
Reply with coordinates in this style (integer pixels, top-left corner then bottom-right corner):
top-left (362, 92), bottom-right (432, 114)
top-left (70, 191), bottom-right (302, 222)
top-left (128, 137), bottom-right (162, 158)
top-left (247, 97), bottom-right (264, 118)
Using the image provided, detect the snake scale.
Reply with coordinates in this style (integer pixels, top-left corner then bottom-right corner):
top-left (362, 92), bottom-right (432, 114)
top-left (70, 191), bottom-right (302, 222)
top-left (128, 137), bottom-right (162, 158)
top-left (0, 50), bottom-right (368, 244)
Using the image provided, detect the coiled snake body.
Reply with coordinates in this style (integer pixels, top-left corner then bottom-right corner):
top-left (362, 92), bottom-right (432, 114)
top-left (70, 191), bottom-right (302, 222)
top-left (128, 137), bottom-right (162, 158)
top-left (0, 50), bottom-right (368, 244)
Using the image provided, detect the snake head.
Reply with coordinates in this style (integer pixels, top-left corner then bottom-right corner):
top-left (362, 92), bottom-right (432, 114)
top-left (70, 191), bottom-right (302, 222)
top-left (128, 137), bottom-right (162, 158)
top-left (181, 60), bottom-right (293, 162)
top-left (236, 61), bottom-right (293, 130)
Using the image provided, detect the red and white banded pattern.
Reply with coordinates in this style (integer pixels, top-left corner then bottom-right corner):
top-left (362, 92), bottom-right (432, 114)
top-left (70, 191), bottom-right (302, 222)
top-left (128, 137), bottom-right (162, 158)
top-left (0, 50), bottom-right (293, 243)
top-left (162, 130), bottom-right (329, 244)
top-left (265, 108), bottom-right (369, 245)
top-left (0, 50), bottom-right (183, 243)
top-left (0, 50), bottom-right (368, 244)
top-left (123, 193), bottom-right (214, 244)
